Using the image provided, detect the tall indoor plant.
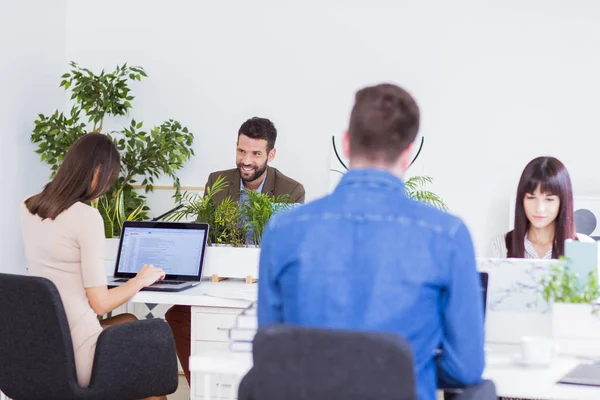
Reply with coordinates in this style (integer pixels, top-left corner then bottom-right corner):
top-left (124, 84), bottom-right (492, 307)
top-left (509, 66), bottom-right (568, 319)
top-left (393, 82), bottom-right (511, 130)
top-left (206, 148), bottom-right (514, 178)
top-left (31, 61), bottom-right (195, 237)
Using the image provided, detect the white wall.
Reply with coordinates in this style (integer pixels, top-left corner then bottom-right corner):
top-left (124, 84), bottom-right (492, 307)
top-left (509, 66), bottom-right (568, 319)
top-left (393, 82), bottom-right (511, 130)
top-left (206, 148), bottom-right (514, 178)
top-left (0, 0), bottom-right (66, 273)
top-left (59, 0), bottom-right (600, 255)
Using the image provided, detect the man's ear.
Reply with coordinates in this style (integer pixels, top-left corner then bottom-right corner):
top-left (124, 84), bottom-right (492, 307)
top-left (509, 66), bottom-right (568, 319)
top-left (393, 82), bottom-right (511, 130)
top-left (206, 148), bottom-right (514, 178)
top-left (398, 142), bottom-right (416, 171)
top-left (342, 131), bottom-right (350, 160)
top-left (268, 148), bottom-right (276, 162)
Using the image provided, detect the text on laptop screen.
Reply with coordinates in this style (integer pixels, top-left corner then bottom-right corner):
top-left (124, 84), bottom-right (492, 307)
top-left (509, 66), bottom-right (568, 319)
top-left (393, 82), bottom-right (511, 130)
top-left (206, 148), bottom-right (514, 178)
top-left (116, 227), bottom-right (206, 276)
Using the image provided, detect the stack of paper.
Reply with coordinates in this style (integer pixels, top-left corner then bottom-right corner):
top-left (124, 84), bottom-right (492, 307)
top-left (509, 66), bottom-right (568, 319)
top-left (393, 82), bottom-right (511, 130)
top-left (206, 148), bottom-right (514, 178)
top-left (229, 302), bottom-right (257, 352)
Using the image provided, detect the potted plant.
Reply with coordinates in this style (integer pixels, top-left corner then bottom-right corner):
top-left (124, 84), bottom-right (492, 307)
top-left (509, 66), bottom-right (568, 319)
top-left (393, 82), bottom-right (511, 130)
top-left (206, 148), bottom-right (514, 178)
top-left (167, 176), bottom-right (293, 282)
top-left (88, 188), bottom-right (146, 275)
top-left (540, 260), bottom-right (600, 356)
top-left (241, 190), bottom-right (293, 245)
top-left (31, 61), bottom-right (195, 248)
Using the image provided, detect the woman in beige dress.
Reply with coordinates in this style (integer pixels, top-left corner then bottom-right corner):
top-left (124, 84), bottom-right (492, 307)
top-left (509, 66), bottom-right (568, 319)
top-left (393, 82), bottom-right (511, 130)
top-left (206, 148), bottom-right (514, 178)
top-left (21, 133), bottom-right (168, 399)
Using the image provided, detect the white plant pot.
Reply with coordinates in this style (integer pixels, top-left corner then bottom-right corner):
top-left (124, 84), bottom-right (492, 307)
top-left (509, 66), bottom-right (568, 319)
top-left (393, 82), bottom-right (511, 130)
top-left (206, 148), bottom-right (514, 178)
top-left (552, 302), bottom-right (600, 356)
top-left (202, 245), bottom-right (260, 281)
top-left (104, 238), bottom-right (120, 277)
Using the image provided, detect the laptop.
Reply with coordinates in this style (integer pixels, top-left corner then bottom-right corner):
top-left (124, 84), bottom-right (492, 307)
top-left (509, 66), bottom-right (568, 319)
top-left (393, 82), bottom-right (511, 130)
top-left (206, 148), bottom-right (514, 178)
top-left (558, 362), bottom-right (600, 387)
top-left (477, 258), bottom-right (557, 343)
top-left (108, 221), bottom-right (209, 292)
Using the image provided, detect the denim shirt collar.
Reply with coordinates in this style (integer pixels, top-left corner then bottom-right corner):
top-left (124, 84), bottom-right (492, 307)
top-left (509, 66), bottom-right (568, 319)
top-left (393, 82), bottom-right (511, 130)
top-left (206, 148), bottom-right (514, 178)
top-left (336, 168), bottom-right (406, 194)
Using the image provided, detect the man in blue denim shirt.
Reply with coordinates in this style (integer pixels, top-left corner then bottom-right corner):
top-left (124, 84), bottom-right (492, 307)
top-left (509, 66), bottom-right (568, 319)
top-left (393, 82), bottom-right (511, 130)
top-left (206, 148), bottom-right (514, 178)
top-left (258, 84), bottom-right (485, 400)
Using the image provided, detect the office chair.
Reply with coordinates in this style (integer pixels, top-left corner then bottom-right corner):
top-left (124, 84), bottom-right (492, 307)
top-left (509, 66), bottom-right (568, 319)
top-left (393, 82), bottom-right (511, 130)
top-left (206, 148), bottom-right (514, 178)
top-left (0, 273), bottom-right (178, 400)
top-left (239, 325), bottom-right (497, 400)
top-left (238, 324), bottom-right (417, 400)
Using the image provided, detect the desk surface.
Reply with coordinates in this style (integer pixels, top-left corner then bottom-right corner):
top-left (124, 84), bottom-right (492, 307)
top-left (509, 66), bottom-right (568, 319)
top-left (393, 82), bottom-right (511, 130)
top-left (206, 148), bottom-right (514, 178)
top-left (128, 280), bottom-right (257, 308)
top-left (484, 347), bottom-right (600, 400)
top-left (189, 345), bottom-right (600, 399)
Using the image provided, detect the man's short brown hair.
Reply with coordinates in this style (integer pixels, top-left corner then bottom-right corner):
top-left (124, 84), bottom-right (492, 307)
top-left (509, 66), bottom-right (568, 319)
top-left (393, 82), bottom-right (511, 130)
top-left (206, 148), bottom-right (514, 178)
top-left (348, 83), bottom-right (420, 164)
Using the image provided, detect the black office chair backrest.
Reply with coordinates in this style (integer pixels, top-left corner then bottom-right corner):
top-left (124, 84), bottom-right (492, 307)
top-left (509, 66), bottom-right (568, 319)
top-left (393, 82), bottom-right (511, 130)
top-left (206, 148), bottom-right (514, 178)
top-left (0, 273), bottom-right (83, 400)
top-left (239, 324), bottom-right (417, 400)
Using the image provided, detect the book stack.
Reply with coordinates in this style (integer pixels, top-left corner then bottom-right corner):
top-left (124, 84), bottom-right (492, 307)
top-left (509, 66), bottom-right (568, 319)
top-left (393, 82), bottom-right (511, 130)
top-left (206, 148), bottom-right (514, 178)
top-left (229, 302), bottom-right (257, 352)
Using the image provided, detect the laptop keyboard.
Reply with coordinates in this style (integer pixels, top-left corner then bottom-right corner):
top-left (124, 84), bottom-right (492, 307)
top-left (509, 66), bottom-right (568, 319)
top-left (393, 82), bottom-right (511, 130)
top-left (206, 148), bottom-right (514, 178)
top-left (113, 279), bottom-right (187, 286)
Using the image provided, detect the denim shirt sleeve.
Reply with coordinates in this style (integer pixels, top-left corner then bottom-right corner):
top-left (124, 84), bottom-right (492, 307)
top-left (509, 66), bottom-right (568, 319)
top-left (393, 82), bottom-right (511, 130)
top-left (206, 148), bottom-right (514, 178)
top-left (257, 222), bottom-right (283, 327)
top-left (437, 221), bottom-right (485, 387)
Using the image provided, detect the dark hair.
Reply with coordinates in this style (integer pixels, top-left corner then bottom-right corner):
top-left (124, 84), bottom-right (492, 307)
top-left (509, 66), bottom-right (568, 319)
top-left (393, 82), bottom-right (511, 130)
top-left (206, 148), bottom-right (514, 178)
top-left (348, 83), bottom-right (420, 164)
top-left (238, 117), bottom-right (277, 152)
top-left (25, 133), bottom-right (121, 220)
top-left (506, 156), bottom-right (576, 258)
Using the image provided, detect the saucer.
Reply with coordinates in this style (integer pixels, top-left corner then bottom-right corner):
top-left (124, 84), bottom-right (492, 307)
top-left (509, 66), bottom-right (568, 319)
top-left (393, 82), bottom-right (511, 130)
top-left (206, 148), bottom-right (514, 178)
top-left (511, 353), bottom-right (551, 368)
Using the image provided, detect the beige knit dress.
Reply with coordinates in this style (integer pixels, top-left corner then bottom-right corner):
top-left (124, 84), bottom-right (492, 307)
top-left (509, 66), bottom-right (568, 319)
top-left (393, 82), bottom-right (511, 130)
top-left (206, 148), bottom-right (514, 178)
top-left (20, 201), bottom-right (107, 387)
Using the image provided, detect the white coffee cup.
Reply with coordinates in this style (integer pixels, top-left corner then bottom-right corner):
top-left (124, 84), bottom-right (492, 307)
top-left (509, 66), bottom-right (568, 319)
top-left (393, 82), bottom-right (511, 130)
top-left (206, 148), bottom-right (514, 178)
top-left (519, 336), bottom-right (555, 366)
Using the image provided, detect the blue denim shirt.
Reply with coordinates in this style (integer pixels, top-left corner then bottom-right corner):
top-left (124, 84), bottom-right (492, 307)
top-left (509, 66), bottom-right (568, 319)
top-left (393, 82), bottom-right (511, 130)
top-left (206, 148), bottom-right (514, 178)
top-left (258, 169), bottom-right (485, 400)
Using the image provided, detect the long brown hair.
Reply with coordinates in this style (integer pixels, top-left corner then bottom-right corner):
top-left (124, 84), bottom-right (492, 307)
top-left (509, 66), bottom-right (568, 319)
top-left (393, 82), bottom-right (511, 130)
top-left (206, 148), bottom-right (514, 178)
top-left (506, 156), bottom-right (576, 258)
top-left (25, 133), bottom-right (120, 220)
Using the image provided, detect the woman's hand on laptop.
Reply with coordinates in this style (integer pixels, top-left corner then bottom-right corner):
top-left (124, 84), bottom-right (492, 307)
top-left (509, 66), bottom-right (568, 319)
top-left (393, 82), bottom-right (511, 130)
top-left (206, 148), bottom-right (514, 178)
top-left (134, 264), bottom-right (167, 287)
top-left (87, 265), bottom-right (165, 315)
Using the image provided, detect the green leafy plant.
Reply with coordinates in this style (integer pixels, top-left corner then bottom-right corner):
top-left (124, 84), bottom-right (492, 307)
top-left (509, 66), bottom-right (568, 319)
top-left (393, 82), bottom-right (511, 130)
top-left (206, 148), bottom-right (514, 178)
top-left (213, 198), bottom-right (247, 247)
top-left (168, 175), bottom-right (293, 246)
top-left (404, 176), bottom-right (447, 210)
top-left (167, 176), bottom-right (229, 244)
top-left (241, 191), bottom-right (293, 245)
top-left (539, 259), bottom-right (600, 310)
top-left (32, 61), bottom-right (194, 236)
top-left (91, 189), bottom-right (145, 238)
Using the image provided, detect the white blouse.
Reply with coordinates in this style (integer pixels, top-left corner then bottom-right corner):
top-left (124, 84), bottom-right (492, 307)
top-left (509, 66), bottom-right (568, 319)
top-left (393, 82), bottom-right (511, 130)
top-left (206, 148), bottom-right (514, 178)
top-left (487, 232), bottom-right (595, 259)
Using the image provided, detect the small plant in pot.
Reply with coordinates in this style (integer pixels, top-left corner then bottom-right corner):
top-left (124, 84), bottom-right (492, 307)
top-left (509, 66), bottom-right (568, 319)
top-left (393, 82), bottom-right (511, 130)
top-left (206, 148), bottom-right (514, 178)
top-left (167, 176), bottom-right (293, 247)
top-left (213, 198), bottom-right (247, 247)
top-left (540, 259), bottom-right (600, 356)
top-left (240, 190), bottom-right (293, 245)
top-left (540, 261), bottom-right (600, 309)
top-left (166, 176), bottom-right (233, 245)
top-left (167, 176), bottom-right (295, 281)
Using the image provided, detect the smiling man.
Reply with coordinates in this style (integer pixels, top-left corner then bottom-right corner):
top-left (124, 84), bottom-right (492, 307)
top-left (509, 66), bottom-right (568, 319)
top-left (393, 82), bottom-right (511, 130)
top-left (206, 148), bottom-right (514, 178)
top-left (206, 117), bottom-right (305, 206)
top-left (165, 117), bottom-right (304, 385)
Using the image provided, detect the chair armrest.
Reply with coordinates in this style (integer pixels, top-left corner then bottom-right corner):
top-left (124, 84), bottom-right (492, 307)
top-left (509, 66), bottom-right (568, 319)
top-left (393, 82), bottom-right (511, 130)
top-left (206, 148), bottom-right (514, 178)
top-left (443, 380), bottom-right (497, 400)
top-left (237, 367), bottom-right (256, 400)
top-left (87, 319), bottom-right (178, 399)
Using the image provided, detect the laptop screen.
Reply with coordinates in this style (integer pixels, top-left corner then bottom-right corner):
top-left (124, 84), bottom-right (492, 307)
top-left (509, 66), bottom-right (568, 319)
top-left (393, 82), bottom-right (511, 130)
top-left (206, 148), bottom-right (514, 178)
top-left (115, 223), bottom-right (208, 279)
top-left (480, 272), bottom-right (488, 319)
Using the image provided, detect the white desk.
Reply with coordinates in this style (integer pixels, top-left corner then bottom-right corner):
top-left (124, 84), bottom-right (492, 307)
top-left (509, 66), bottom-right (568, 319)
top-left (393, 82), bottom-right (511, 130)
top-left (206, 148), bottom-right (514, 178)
top-left (189, 345), bottom-right (600, 400)
top-left (484, 346), bottom-right (600, 400)
top-left (129, 281), bottom-right (256, 308)
top-left (128, 281), bottom-right (257, 400)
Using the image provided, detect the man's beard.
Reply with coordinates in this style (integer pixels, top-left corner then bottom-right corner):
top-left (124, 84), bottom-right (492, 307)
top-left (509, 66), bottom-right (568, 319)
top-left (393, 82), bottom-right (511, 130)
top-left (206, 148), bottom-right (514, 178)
top-left (237, 161), bottom-right (268, 184)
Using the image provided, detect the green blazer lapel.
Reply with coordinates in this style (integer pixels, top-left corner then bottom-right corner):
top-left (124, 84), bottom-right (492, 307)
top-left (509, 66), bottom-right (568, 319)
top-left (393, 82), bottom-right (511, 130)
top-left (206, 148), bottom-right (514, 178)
top-left (262, 166), bottom-right (276, 196)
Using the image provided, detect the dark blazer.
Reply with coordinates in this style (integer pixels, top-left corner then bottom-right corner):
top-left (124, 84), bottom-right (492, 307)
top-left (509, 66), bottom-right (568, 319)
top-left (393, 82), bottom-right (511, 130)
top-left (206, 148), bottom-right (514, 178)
top-left (205, 166), bottom-right (305, 205)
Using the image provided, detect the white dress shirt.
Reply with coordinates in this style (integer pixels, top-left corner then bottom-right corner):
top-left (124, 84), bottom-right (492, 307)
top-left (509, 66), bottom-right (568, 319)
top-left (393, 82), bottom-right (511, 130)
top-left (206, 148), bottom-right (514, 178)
top-left (487, 232), bottom-right (595, 259)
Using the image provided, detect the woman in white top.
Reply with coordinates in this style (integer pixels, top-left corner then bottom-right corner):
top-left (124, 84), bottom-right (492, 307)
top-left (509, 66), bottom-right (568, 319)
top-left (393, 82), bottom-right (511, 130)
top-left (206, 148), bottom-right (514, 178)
top-left (488, 156), bottom-right (593, 259)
